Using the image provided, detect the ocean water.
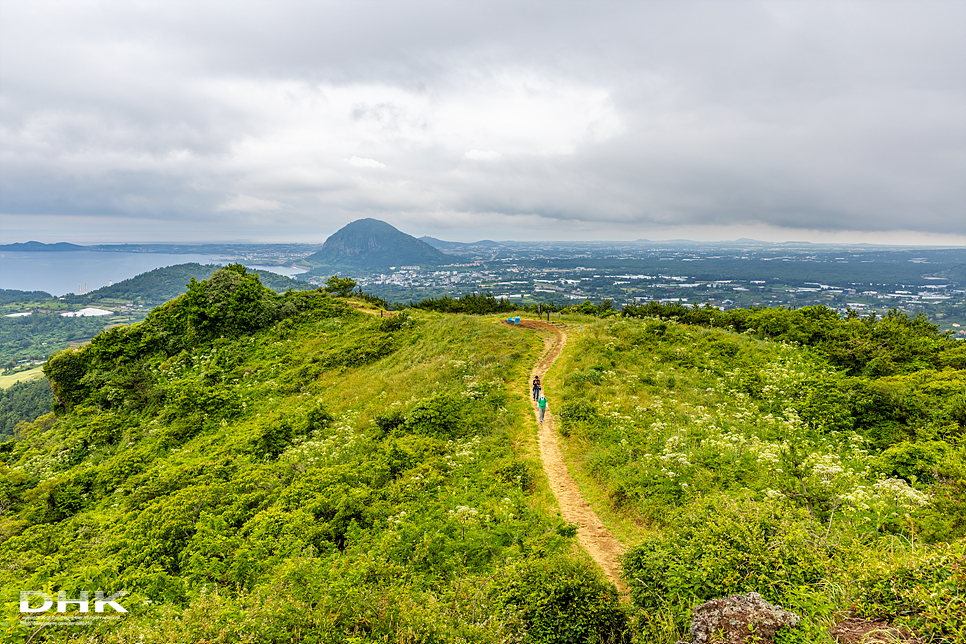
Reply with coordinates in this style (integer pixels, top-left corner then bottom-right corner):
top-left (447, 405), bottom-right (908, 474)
top-left (243, 264), bottom-right (307, 278)
top-left (0, 252), bottom-right (304, 296)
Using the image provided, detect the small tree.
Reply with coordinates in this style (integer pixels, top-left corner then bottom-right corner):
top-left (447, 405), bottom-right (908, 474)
top-left (324, 275), bottom-right (358, 297)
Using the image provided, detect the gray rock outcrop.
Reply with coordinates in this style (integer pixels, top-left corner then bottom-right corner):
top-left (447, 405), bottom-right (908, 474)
top-left (686, 592), bottom-right (801, 644)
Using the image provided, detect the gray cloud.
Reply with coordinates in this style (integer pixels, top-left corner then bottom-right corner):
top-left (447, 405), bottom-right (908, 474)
top-left (1, 0), bottom-right (963, 243)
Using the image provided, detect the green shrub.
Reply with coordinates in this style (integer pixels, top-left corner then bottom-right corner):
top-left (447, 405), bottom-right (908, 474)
top-left (493, 555), bottom-right (629, 644)
top-left (323, 275), bottom-right (358, 297)
top-left (795, 376), bottom-right (855, 434)
top-left (80, 411), bottom-right (124, 447)
top-left (374, 410), bottom-right (406, 434)
top-left (379, 311), bottom-right (411, 332)
top-left (250, 406), bottom-right (327, 460)
top-left (411, 291), bottom-right (519, 314)
top-left (158, 412), bottom-right (204, 447)
top-left (96, 450), bottom-right (145, 493)
top-left (305, 404), bottom-right (334, 433)
top-left (44, 347), bottom-right (91, 411)
top-left (851, 539), bottom-right (966, 640)
top-left (42, 266), bottom-right (346, 414)
top-left (622, 494), bottom-right (828, 625)
top-left (497, 459), bottom-right (534, 491)
top-left (313, 331), bottom-right (397, 369)
top-left (876, 440), bottom-right (949, 483)
top-left (557, 401), bottom-right (600, 429)
top-left (167, 381), bottom-right (241, 419)
top-left (251, 418), bottom-right (296, 460)
top-left (181, 264), bottom-right (281, 340)
top-left (403, 392), bottom-right (468, 439)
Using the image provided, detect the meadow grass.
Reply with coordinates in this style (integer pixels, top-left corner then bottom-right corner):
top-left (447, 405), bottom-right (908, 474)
top-left (547, 315), bottom-right (964, 642)
top-left (2, 305), bottom-right (630, 643)
top-left (0, 366), bottom-right (45, 389)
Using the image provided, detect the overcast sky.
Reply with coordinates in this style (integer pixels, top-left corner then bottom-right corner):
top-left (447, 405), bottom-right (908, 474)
top-left (1, 0), bottom-right (964, 244)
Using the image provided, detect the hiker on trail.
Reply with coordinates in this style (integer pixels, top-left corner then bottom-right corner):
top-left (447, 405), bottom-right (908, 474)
top-left (538, 394), bottom-right (547, 423)
top-left (532, 375), bottom-right (541, 400)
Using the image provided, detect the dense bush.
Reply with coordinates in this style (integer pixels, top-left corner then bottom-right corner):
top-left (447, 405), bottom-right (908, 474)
top-left (622, 495), bottom-right (828, 619)
top-left (557, 400), bottom-right (600, 430)
top-left (564, 299), bottom-right (616, 316)
top-left (850, 540), bottom-right (966, 641)
top-left (403, 391), bottom-right (471, 439)
top-left (494, 555), bottom-right (629, 644)
top-left (180, 264), bottom-right (283, 339)
top-left (411, 291), bottom-right (519, 314)
top-left (623, 302), bottom-right (953, 378)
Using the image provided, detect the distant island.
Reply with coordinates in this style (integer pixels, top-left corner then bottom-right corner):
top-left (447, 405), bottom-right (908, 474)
top-left (0, 241), bottom-right (87, 252)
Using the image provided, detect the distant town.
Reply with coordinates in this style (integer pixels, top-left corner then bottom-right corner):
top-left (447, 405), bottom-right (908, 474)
top-left (2, 234), bottom-right (964, 374)
top-left (322, 241), bottom-right (966, 337)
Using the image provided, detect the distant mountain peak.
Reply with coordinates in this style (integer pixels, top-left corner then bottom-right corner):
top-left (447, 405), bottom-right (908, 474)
top-left (420, 236), bottom-right (501, 250)
top-left (304, 219), bottom-right (454, 273)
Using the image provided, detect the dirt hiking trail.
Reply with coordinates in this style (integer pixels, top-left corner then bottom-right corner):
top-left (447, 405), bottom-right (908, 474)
top-left (519, 320), bottom-right (627, 595)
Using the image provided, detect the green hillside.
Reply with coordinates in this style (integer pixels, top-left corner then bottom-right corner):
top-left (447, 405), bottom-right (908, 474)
top-left (2, 265), bottom-right (964, 642)
top-left (0, 312), bottom-right (110, 368)
top-left (61, 263), bottom-right (313, 306)
top-left (0, 266), bottom-right (624, 643)
top-left (547, 307), bottom-right (965, 641)
top-left (0, 289), bottom-right (54, 305)
top-left (0, 264), bottom-right (314, 368)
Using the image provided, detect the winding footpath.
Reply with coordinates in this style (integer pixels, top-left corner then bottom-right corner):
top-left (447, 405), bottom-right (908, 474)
top-left (519, 320), bottom-right (627, 595)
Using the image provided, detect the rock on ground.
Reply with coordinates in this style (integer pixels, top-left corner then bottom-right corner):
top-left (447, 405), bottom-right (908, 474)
top-left (684, 592), bottom-right (801, 644)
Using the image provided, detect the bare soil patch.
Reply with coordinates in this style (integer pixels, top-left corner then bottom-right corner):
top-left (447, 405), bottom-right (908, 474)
top-left (828, 618), bottom-right (922, 643)
top-left (519, 319), bottom-right (628, 595)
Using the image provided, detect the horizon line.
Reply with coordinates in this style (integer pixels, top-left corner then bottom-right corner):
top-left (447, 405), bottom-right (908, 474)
top-left (4, 239), bottom-right (966, 249)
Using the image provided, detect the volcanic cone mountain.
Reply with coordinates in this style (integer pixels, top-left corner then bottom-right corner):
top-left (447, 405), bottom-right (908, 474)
top-left (303, 219), bottom-right (455, 276)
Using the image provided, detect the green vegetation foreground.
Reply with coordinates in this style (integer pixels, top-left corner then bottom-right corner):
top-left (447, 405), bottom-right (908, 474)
top-left (548, 304), bottom-right (965, 642)
top-left (1, 266), bottom-right (625, 643)
top-left (4, 265), bottom-right (963, 643)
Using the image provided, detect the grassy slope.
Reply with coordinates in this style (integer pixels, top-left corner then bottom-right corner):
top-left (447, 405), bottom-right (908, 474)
top-left (546, 316), bottom-right (965, 643)
top-left (0, 290), bottom-right (625, 643)
top-left (0, 366), bottom-right (45, 389)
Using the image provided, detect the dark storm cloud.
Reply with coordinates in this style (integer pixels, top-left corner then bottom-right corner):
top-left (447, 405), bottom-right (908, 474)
top-left (1, 0), bottom-right (963, 243)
